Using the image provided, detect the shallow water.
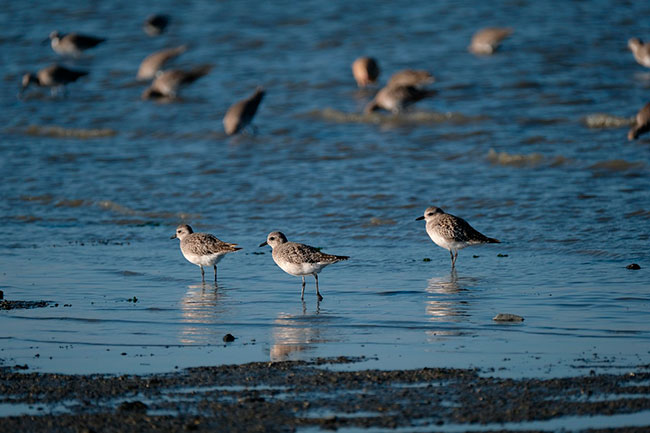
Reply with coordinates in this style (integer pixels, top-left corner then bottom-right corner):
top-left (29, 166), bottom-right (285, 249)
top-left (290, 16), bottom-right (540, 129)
top-left (1, 0), bottom-right (650, 379)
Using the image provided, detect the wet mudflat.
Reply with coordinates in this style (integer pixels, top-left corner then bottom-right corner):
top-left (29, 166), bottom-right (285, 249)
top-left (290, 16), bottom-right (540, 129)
top-left (2, 357), bottom-right (650, 432)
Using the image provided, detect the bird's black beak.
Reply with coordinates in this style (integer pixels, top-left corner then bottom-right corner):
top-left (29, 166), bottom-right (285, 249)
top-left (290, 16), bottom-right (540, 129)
top-left (41, 37), bottom-right (50, 45)
top-left (170, 234), bottom-right (177, 239)
top-left (259, 241), bottom-right (268, 247)
top-left (415, 216), bottom-right (424, 221)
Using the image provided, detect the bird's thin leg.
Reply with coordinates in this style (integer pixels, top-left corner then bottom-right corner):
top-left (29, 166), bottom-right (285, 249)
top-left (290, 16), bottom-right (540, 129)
top-left (452, 251), bottom-right (458, 268)
top-left (200, 265), bottom-right (205, 282)
top-left (449, 250), bottom-right (455, 268)
top-left (314, 274), bottom-right (323, 301)
top-left (301, 276), bottom-right (306, 300)
top-left (213, 264), bottom-right (217, 284)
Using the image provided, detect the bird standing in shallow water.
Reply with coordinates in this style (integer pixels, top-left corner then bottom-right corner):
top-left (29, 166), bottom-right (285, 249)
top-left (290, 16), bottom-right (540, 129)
top-left (628, 102), bottom-right (650, 140)
top-left (223, 87), bottom-right (265, 135)
top-left (137, 45), bottom-right (187, 81)
top-left (144, 14), bottom-right (170, 36)
top-left (260, 232), bottom-right (349, 301)
top-left (171, 224), bottom-right (241, 284)
top-left (352, 57), bottom-right (380, 87)
top-left (21, 64), bottom-right (88, 97)
top-left (468, 27), bottom-right (513, 55)
top-left (364, 84), bottom-right (435, 114)
top-left (47, 31), bottom-right (105, 56)
top-left (142, 65), bottom-right (212, 100)
top-left (416, 206), bottom-right (500, 268)
top-left (628, 38), bottom-right (650, 68)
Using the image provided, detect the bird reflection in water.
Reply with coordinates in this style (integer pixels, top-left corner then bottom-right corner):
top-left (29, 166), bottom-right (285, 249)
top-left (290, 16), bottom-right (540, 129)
top-left (179, 283), bottom-right (224, 344)
top-left (270, 301), bottom-right (329, 362)
top-left (425, 270), bottom-right (472, 340)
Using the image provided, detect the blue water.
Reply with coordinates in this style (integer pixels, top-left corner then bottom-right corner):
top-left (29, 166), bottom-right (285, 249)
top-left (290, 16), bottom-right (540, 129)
top-left (1, 1), bottom-right (649, 379)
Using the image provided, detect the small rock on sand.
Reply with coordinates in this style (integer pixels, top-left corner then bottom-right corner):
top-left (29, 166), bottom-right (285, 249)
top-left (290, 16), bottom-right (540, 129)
top-left (117, 400), bottom-right (148, 413)
top-left (626, 263), bottom-right (641, 270)
top-left (223, 333), bottom-right (236, 342)
top-left (493, 313), bottom-right (524, 322)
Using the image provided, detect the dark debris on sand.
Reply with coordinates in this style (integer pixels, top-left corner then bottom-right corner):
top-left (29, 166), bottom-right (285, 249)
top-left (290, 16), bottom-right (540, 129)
top-left (1, 357), bottom-right (649, 432)
top-left (0, 300), bottom-right (50, 310)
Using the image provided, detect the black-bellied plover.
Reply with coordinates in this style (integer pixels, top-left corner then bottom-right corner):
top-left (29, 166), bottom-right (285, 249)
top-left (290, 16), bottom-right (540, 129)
top-left (223, 87), bottom-right (265, 135)
top-left (386, 69), bottom-right (435, 88)
top-left (416, 206), bottom-right (500, 268)
top-left (628, 38), bottom-right (650, 68)
top-left (171, 224), bottom-right (241, 283)
top-left (137, 45), bottom-right (187, 81)
top-left (364, 84), bottom-right (434, 114)
top-left (352, 57), bottom-right (380, 87)
top-left (47, 31), bottom-right (105, 56)
top-left (142, 65), bottom-right (212, 100)
top-left (628, 102), bottom-right (650, 140)
top-left (259, 232), bottom-right (348, 301)
top-left (21, 64), bottom-right (88, 96)
top-left (144, 14), bottom-right (170, 36)
top-left (468, 27), bottom-right (513, 55)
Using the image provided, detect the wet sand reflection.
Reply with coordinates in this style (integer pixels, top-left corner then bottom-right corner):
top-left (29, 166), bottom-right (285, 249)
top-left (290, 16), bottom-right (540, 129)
top-left (425, 270), bottom-right (472, 340)
top-left (270, 302), bottom-right (331, 361)
top-left (179, 283), bottom-right (224, 344)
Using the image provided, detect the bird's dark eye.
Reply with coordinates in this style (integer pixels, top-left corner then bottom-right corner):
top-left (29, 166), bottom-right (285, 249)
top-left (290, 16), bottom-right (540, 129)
top-left (269, 237), bottom-right (275, 240)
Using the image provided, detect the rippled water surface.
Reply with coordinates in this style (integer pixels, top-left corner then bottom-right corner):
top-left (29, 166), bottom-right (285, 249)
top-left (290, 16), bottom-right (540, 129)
top-left (1, 0), bottom-right (649, 378)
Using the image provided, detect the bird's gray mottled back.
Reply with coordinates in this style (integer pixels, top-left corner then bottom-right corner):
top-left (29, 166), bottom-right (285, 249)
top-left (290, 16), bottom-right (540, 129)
top-left (421, 206), bottom-right (498, 244)
top-left (263, 231), bottom-right (348, 264)
top-left (172, 224), bottom-right (241, 255)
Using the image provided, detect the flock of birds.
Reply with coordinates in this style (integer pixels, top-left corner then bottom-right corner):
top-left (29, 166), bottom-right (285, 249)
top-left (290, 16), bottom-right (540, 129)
top-left (19, 19), bottom-right (650, 139)
top-left (19, 14), bottom-right (265, 136)
top-left (16, 16), bottom-right (650, 299)
top-left (172, 205), bottom-right (499, 301)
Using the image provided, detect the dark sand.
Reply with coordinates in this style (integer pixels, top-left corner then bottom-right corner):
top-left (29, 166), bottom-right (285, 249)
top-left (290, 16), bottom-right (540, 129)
top-left (2, 357), bottom-right (649, 432)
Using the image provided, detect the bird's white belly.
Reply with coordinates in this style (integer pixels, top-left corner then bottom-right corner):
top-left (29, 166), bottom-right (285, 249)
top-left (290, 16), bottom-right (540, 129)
top-left (274, 259), bottom-right (323, 276)
top-left (182, 251), bottom-right (224, 267)
top-left (427, 230), bottom-right (468, 252)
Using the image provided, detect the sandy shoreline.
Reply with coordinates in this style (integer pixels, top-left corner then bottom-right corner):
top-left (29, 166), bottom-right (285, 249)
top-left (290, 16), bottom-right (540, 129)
top-left (2, 357), bottom-right (650, 432)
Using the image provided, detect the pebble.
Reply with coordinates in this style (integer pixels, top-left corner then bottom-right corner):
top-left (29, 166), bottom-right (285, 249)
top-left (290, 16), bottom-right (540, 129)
top-left (117, 400), bottom-right (148, 413)
top-left (223, 334), bottom-right (236, 342)
top-left (626, 263), bottom-right (641, 270)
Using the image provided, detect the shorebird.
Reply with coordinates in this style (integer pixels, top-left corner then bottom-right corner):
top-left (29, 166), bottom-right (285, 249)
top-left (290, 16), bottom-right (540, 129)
top-left (137, 45), bottom-right (187, 81)
top-left (352, 57), bottom-right (380, 87)
top-left (171, 224), bottom-right (241, 283)
top-left (47, 31), bottom-right (105, 56)
top-left (628, 102), bottom-right (650, 140)
top-left (144, 14), bottom-right (170, 36)
top-left (364, 84), bottom-right (434, 114)
top-left (141, 65), bottom-right (212, 100)
top-left (386, 69), bottom-right (435, 88)
top-left (468, 27), bottom-right (513, 55)
top-left (259, 232), bottom-right (349, 301)
top-left (416, 206), bottom-right (500, 268)
top-left (628, 38), bottom-right (650, 68)
top-left (223, 87), bottom-right (265, 135)
top-left (20, 64), bottom-right (88, 96)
